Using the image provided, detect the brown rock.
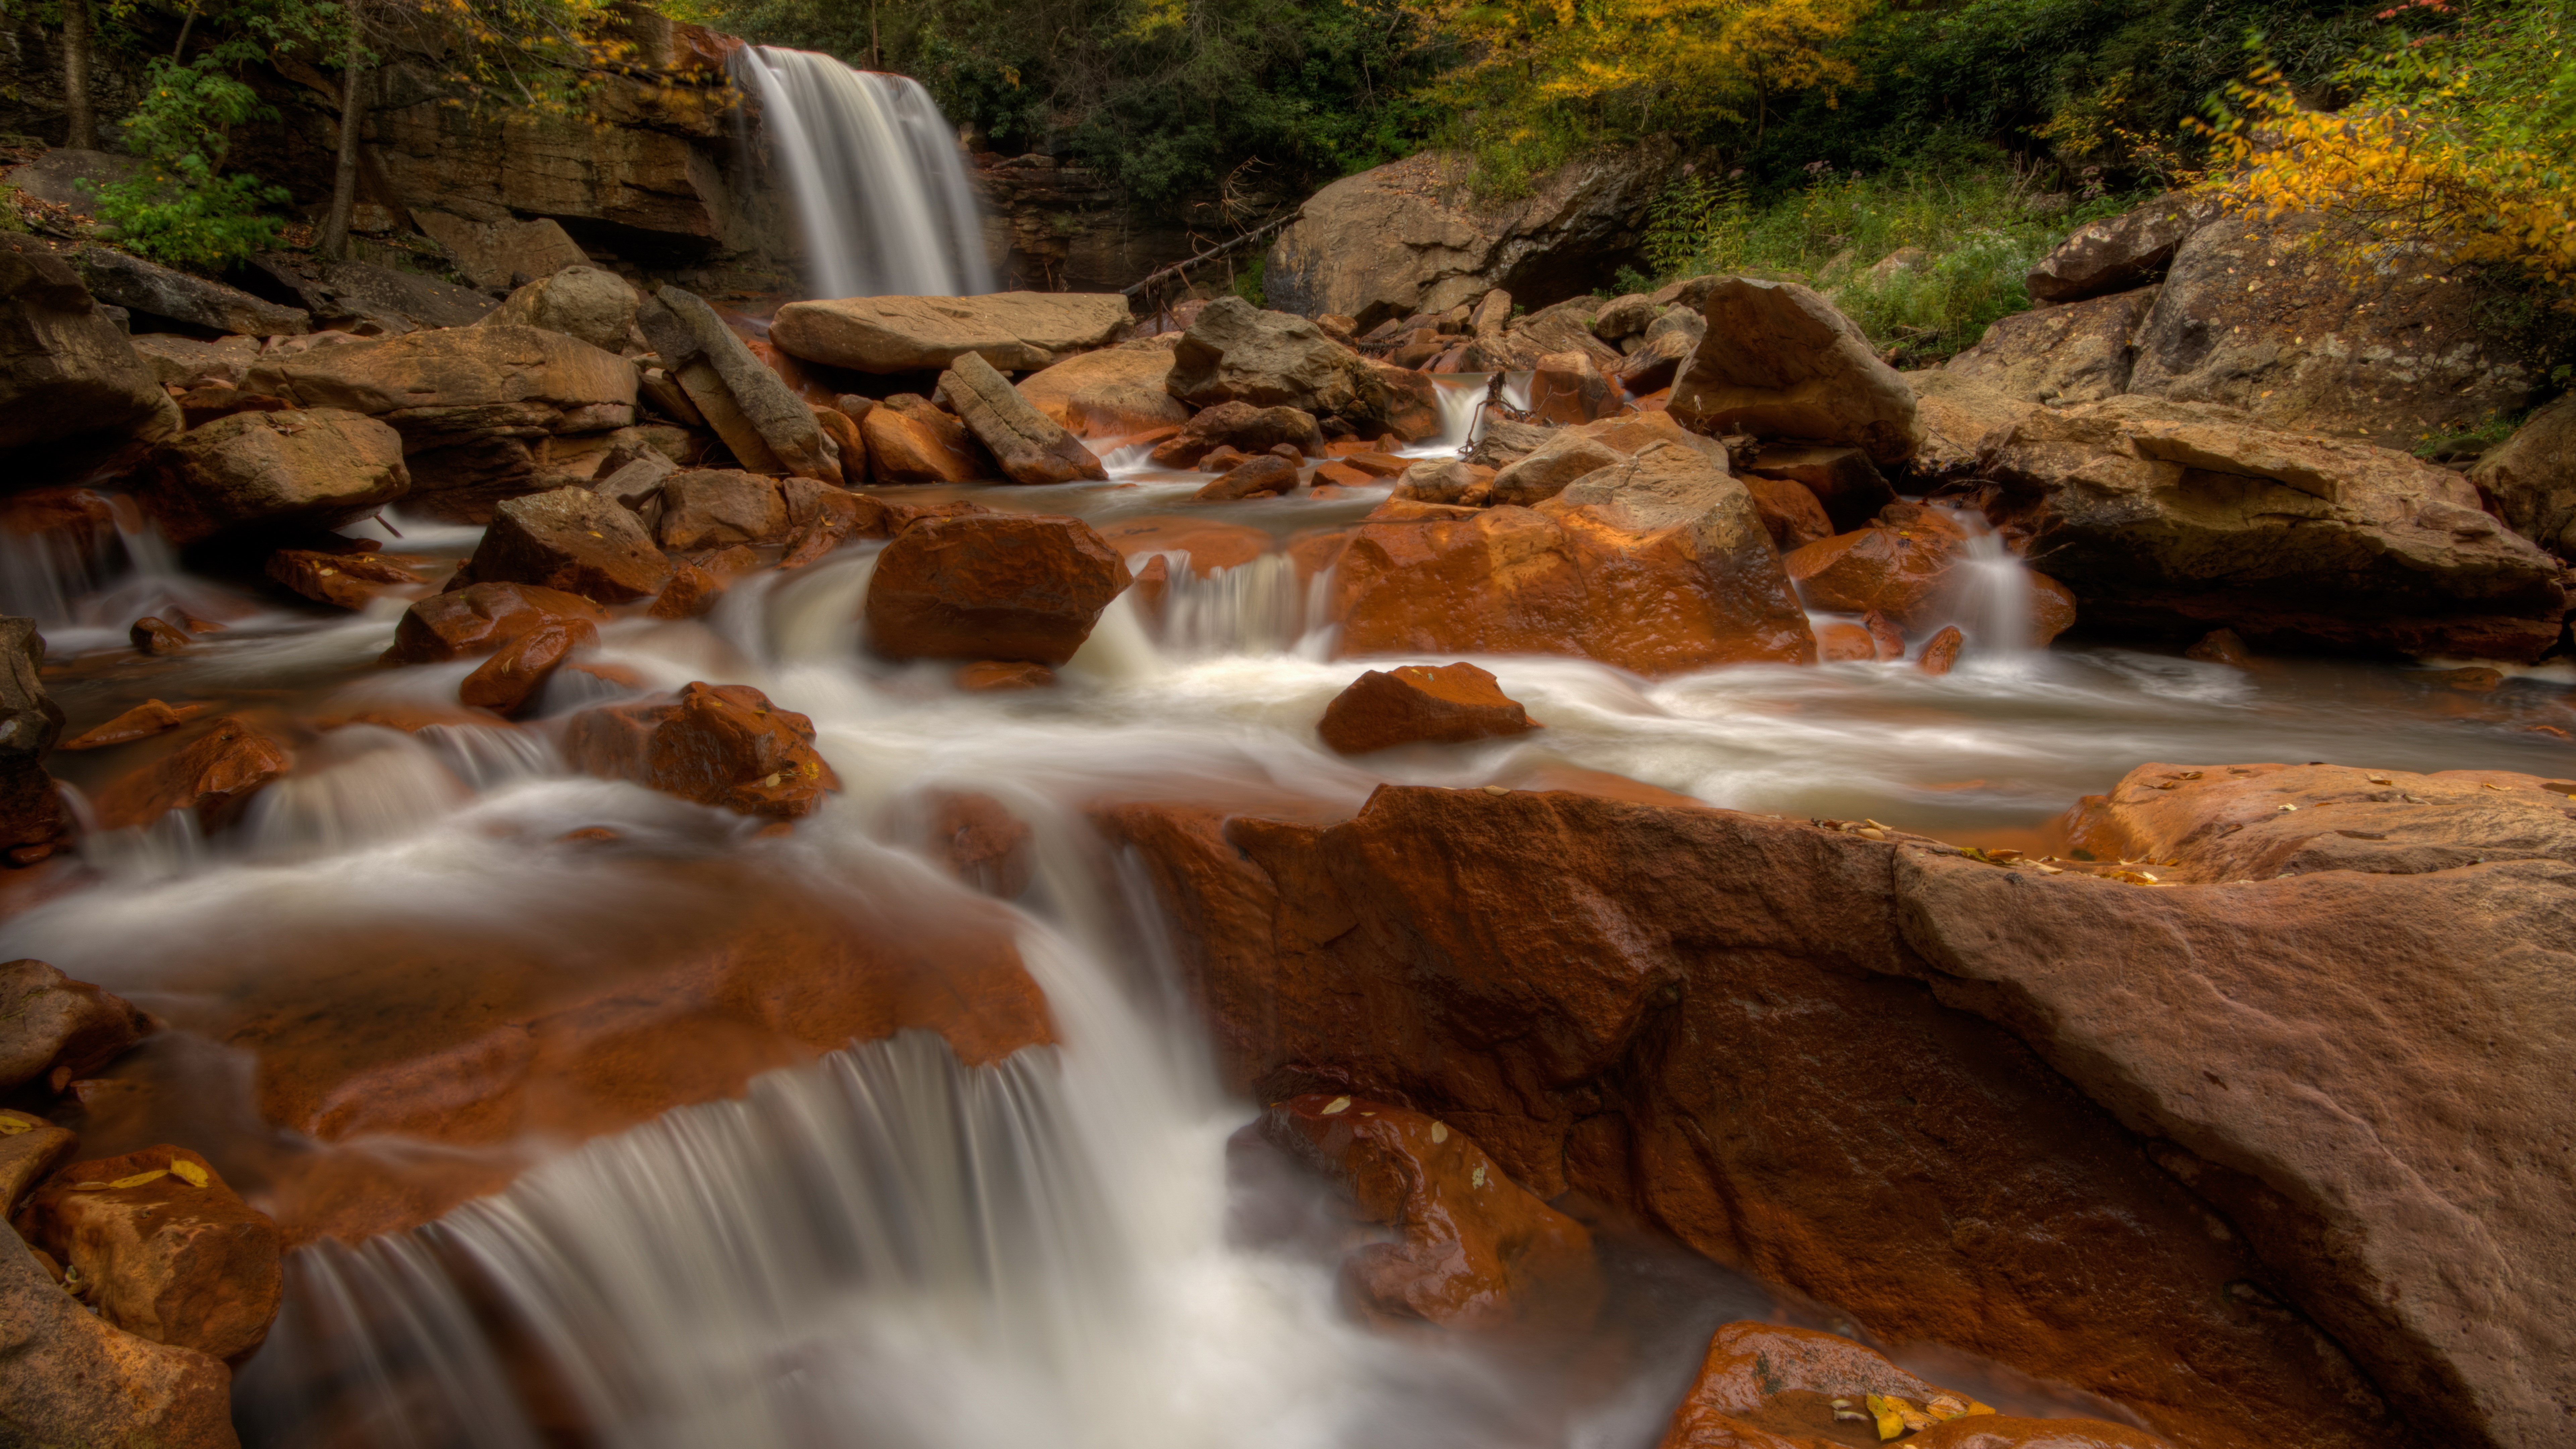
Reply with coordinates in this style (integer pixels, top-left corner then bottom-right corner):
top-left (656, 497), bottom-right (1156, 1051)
top-left (2186, 628), bottom-right (2254, 667)
top-left (940, 351), bottom-right (1109, 485)
top-left (2469, 392), bottom-right (2576, 558)
top-left (89, 716), bottom-right (292, 832)
top-left (650, 559), bottom-right (725, 619)
top-left (1741, 473), bottom-right (1834, 553)
top-left (1917, 622), bottom-right (1965, 674)
top-left (1784, 510), bottom-right (1973, 628)
top-left (1147, 400), bottom-right (1323, 468)
top-left (1738, 442), bottom-right (1898, 533)
top-left (0, 236), bottom-right (183, 470)
top-left (21, 1144), bottom-right (282, 1360)
top-left (1669, 278), bottom-right (1917, 465)
top-left (955, 661), bottom-right (1056, 692)
top-left (475, 263), bottom-right (637, 352)
top-left (1195, 453), bottom-right (1299, 501)
top-left (1908, 370), bottom-right (2043, 478)
top-left (1388, 458), bottom-right (1495, 506)
top-left (1814, 621), bottom-right (1876, 661)
top-left (1263, 1092), bottom-right (1603, 1334)
top-left (1016, 338), bottom-right (1191, 438)
top-left (922, 791), bottom-right (1033, 897)
top-left (655, 469), bottom-right (789, 551)
top-left (61, 700), bottom-right (213, 751)
top-left (1862, 608), bottom-right (1906, 661)
top-left (0, 959), bottom-right (147, 1095)
top-left (811, 402), bottom-right (869, 483)
top-left (458, 618), bottom-right (596, 716)
top-left (129, 617), bottom-right (193, 655)
top-left (1333, 449), bottom-right (1816, 675)
top-left (769, 292), bottom-right (1132, 373)
top-left (1947, 287), bottom-right (2158, 406)
top-left (382, 582), bottom-right (611, 664)
top-left (1488, 433), bottom-right (1622, 507)
top-left (138, 409), bottom-right (409, 548)
top-left (264, 547), bottom-right (424, 609)
top-left (863, 396), bottom-right (990, 484)
top-left (1165, 296), bottom-right (1382, 420)
top-left (0, 1227), bottom-right (237, 1449)
top-left (561, 682), bottom-right (840, 818)
top-left (1527, 350), bottom-right (1614, 424)
top-left (467, 486), bottom-right (674, 604)
top-left (866, 514), bottom-right (1133, 666)
top-left (0, 1110), bottom-right (76, 1215)
top-left (2026, 194), bottom-right (2212, 304)
top-left (1317, 663), bottom-right (1538, 754)
top-left (0, 618), bottom-right (70, 862)
top-left (1091, 517), bottom-right (1273, 577)
top-left (636, 286), bottom-right (839, 484)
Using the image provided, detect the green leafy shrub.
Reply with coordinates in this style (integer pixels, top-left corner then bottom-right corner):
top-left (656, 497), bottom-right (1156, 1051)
top-left (87, 56), bottom-right (289, 270)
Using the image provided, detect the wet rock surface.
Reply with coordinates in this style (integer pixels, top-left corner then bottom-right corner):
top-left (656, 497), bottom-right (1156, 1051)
top-left (88, 715), bottom-right (293, 833)
top-left (866, 513), bottom-right (1134, 665)
top-left (0, 958), bottom-right (147, 1095)
top-left (0, 1225), bottom-right (239, 1449)
top-left (383, 582), bottom-right (612, 664)
top-left (563, 682), bottom-right (840, 818)
top-left (1316, 662), bottom-right (1538, 754)
top-left (139, 409), bottom-right (410, 547)
top-left (466, 486), bottom-right (675, 603)
top-left (20, 1144), bottom-right (283, 1360)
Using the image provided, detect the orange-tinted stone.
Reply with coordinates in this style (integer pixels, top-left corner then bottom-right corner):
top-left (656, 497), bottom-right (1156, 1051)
top-left (89, 716), bottom-right (292, 831)
top-left (1316, 662), bottom-right (1538, 754)
top-left (21, 1144), bottom-right (282, 1361)
top-left (561, 682), bottom-right (840, 818)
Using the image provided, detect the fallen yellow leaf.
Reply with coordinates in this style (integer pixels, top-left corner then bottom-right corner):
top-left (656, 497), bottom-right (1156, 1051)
top-left (74, 1169), bottom-right (170, 1191)
top-left (170, 1159), bottom-right (209, 1188)
top-left (0, 1115), bottom-right (35, 1136)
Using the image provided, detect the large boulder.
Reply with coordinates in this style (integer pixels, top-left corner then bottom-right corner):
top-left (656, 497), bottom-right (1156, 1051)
top-left (1164, 296), bottom-right (1380, 419)
top-left (247, 253), bottom-right (496, 333)
top-left (1945, 286), bottom-right (2157, 406)
top-left (1327, 440), bottom-right (1817, 674)
top-left (1980, 395), bottom-right (2567, 659)
top-left (2126, 212), bottom-right (2536, 442)
top-left (1147, 400), bottom-right (1322, 468)
top-left (382, 582), bottom-right (612, 664)
top-left (865, 514), bottom-right (1133, 666)
top-left (0, 1229), bottom-right (239, 1449)
top-left (1014, 337), bottom-right (1189, 438)
top-left (0, 959), bottom-right (147, 1095)
top-left (137, 409), bottom-right (410, 547)
top-left (478, 264), bottom-right (641, 354)
top-left (1668, 278), bottom-right (1916, 466)
top-left (561, 681), bottom-right (839, 818)
top-left (1264, 142), bottom-right (1678, 328)
top-left (1095, 776), bottom-right (2576, 1449)
top-left (73, 245), bottom-right (309, 336)
top-left (637, 285), bottom-right (838, 484)
top-left (20, 1145), bottom-right (282, 1361)
top-left (0, 237), bottom-right (181, 471)
top-left (127, 334), bottom-right (262, 388)
top-left (412, 212), bottom-right (590, 292)
top-left (0, 617), bottom-right (73, 863)
top-left (1785, 504), bottom-right (2077, 645)
top-left (1316, 662), bottom-right (1539, 754)
top-left (654, 469), bottom-right (789, 551)
top-left (463, 486), bottom-right (673, 603)
top-left (2025, 193), bottom-right (2214, 304)
top-left (861, 395), bottom-right (990, 484)
top-left (2469, 393), bottom-right (2576, 557)
top-left (937, 351), bottom-right (1108, 485)
top-left (1906, 369), bottom-right (2041, 478)
top-left (768, 292), bottom-right (1132, 373)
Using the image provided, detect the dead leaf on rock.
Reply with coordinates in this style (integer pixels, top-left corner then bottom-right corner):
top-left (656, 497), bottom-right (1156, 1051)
top-left (169, 1159), bottom-right (208, 1188)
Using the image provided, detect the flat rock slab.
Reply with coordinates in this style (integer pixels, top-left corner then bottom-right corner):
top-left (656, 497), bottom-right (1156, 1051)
top-left (770, 292), bottom-right (1132, 372)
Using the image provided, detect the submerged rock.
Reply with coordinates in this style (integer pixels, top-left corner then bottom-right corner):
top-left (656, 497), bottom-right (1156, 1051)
top-left (62, 700), bottom-right (213, 751)
top-left (1262, 1092), bottom-right (1603, 1335)
top-left (21, 1144), bottom-right (283, 1361)
top-left (865, 514), bottom-right (1133, 666)
top-left (1316, 662), bottom-right (1538, 754)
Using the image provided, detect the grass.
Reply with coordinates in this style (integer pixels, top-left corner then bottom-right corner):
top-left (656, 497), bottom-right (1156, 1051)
top-left (1620, 166), bottom-right (2133, 366)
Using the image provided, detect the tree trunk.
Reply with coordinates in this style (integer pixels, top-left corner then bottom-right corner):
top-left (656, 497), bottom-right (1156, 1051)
top-left (317, 10), bottom-right (368, 261)
top-left (61, 0), bottom-right (96, 151)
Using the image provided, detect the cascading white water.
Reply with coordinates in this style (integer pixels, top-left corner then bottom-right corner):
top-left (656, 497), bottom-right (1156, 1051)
top-left (732, 46), bottom-right (997, 300)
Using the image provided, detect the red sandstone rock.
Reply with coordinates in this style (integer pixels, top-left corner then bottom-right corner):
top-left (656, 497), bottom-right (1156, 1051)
top-left (1093, 517), bottom-right (1272, 576)
top-left (1263, 1092), bottom-right (1603, 1335)
top-left (1741, 472), bottom-right (1834, 553)
top-left (955, 661), bottom-right (1055, 691)
top-left (862, 396), bottom-right (988, 483)
top-left (866, 514), bottom-right (1133, 666)
top-left (382, 583), bottom-right (611, 664)
top-left (1195, 453), bottom-right (1299, 501)
top-left (61, 700), bottom-right (213, 751)
top-left (0, 1108), bottom-right (76, 1213)
top-left (465, 486), bottom-right (673, 604)
top-left (1814, 622), bottom-right (1876, 662)
top-left (561, 682), bottom-right (840, 818)
top-left (1317, 663), bottom-right (1538, 754)
top-left (1739, 442), bottom-right (1899, 533)
top-left (1527, 350), bottom-right (1614, 424)
top-left (1787, 509), bottom-right (2076, 646)
top-left (922, 790), bottom-right (1033, 897)
top-left (1918, 623), bottom-right (1965, 675)
top-left (89, 716), bottom-right (292, 831)
top-left (0, 1230), bottom-right (238, 1449)
top-left (0, 959), bottom-right (147, 1095)
top-left (264, 547), bottom-right (424, 609)
top-left (130, 616), bottom-right (192, 654)
top-left (1863, 609), bottom-right (1905, 661)
top-left (649, 559), bottom-right (725, 619)
top-left (656, 469), bottom-right (790, 550)
top-left (21, 1144), bottom-right (282, 1361)
top-left (458, 618), bottom-right (596, 716)
top-left (1092, 787), bottom-right (2432, 1449)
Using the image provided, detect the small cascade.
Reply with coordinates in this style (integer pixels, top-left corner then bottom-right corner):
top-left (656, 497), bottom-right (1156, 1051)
top-left (1945, 507), bottom-right (2034, 657)
top-left (733, 47), bottom-right (996, 300)
top-left (1404, 373), bottom-right (1535, 458)
top-left (1149, 553), bottom-right (1317, 657)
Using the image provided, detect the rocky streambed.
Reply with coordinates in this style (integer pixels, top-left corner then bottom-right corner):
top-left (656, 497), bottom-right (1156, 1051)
top-left (0, 197), bottom-right (2572, 1449)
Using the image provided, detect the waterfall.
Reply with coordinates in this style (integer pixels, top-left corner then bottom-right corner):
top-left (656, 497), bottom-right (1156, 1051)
top-left (733, 46), bottom-right (997, 300)
top-left (1946, 507), bottom-right (2035, 657)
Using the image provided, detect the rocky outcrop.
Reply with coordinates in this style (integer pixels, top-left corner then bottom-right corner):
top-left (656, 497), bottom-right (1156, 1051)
top-left (412, 213), bottom-right (590, 292)
top-left (73, 245), bottom-right (309, 336)
top-left (2025, 194), bottom-right (2212, 305)
top-left (248, 255), bottom-right (497, 334)
top-left (770, 292), bottom-right (1132, 373)
top-left (0, 617), bottom-right (73, 864)
top-left (1263, 141), bottom-right (1679, 327)
top-left (638, 285), bottom-right (838, 483)
top-left (1164, 297), bottom-right (1382, 420)
top-left (1979, 395), bottom-right (2567, 659)
top-left (1316, 662), bottom-right (1538, 754)
top-left (0, 959), bottom-right (147, 1095)
top-left (938, 351), bottom-right (1108, 485)
top-left (1906, 371), bottom-right (2042, 478)
top-left (479, 264), bottom-right (641, 354)
top-left (1945, 287), bottom-right (2156, 406)
top-left (0, 1227), bottom-right (239, 1449)
top-left (463, 486), bottom-right (673, 603)
top-left (2469, 393), bottom-right (2576, 558)
top-left (21, 1145), bottom-right (283, 1361)
top-left (2124, 212), bottom-right (2533, 443)
top-left (561, 681), bottom-right (840, 818)
top-left (1097, 779), bottom-right (2567, 1449)
top-left (1015, 338), bottom-right (1189, 438)
top-left (1326, 441), bottom-right (1817, 674)
top-left (865, 514), bottom-right (1132, 665)
top-left (1260, 1092), bottom-right (1602, 1334)
top-left (0, 237), bottom-right (181, 473)
top-left (1669, 278), bottom-right (1917, 465)
top-left (138, 409), bottom-right (410, 547)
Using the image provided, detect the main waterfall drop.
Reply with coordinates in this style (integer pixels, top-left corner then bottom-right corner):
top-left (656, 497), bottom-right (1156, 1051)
top-left (733, 46), bottom-right (997, 298)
